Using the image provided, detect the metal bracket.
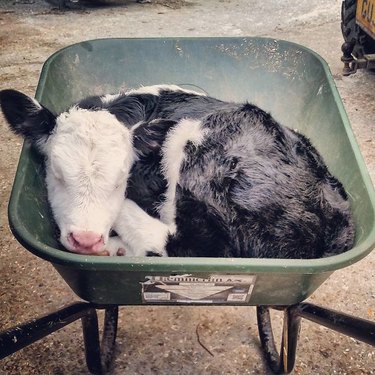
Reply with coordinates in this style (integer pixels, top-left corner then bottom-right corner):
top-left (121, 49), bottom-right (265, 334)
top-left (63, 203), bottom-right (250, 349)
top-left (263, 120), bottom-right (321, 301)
top-left (341, 41), bottom-right (375, 76)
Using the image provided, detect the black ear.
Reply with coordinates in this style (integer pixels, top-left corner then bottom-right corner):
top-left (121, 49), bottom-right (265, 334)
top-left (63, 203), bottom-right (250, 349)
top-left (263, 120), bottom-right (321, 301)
top-left (0, 89), bottom-right (56, 144)
top-left (133, 119), bottom-right (177, 158)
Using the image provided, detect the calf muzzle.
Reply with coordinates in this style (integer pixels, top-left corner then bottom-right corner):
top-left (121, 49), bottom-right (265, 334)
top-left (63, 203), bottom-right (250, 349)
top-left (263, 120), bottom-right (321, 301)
top-left (67, 231), bottom-right (104, 254)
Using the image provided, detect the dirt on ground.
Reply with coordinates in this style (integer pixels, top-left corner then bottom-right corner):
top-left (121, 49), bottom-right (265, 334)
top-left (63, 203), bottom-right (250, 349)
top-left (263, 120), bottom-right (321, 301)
top-left (0, 1), bottom-right (374, 374)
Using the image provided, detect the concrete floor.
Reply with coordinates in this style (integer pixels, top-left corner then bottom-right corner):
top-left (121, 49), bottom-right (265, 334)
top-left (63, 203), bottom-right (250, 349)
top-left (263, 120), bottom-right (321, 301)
top-left (0, 0), bottom-right (374, 374)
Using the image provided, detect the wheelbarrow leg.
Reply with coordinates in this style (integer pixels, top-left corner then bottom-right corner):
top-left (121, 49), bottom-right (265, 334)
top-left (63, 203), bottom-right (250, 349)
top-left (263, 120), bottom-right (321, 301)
top-left (257, 306), bottom-right (301, 374)
top-left (82, 306), bottom-right (119, 375)
top-left (257, 302), bottom-right (375, 374)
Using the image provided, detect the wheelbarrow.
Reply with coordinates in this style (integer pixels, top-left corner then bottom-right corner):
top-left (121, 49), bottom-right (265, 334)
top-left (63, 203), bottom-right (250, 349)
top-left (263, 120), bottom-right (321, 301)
top-left (1, 37), bottom-right (375, 374)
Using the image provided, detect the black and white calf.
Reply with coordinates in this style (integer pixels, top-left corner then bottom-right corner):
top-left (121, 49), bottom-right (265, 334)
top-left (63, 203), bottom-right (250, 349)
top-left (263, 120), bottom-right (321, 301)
top-left (0, 85), bottom-right (355, 258)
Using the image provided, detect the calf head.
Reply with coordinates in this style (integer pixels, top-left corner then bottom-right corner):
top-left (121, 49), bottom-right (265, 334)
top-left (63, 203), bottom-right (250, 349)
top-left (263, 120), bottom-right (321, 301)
top-left (0, 90), bottom-right (135, 255)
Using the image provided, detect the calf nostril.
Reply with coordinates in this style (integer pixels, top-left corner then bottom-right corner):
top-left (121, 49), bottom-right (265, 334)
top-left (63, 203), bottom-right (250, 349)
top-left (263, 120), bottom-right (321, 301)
top-left (68, 233), bottom-right (80, 247)
top-left (69, 231), bottom-right (104, 249)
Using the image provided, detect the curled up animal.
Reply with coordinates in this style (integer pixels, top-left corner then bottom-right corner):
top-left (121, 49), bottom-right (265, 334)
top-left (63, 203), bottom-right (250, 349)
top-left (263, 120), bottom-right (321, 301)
top-left (0, 85), bottom-right (355, 259)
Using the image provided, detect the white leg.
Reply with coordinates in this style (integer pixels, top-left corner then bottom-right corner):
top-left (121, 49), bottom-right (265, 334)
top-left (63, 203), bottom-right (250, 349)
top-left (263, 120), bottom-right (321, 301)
top-left (113, 199), bottom-right (171, 257)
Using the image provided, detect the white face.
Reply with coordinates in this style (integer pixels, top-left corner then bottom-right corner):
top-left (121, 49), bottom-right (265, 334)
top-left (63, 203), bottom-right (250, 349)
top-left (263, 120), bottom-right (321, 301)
top-left (42, 107), bottom-right (135, 254)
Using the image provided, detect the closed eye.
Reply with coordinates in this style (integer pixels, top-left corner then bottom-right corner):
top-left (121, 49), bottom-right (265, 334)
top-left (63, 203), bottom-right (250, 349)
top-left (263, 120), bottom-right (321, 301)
top-left (51, 168), bottom-right (65, 186)
top-left (114, 176), bottom-right (127, 190)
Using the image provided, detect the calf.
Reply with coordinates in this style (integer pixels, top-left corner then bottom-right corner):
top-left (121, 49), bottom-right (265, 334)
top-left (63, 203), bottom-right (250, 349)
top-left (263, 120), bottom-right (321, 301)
top-left (0, 85), bottom-right (355, 258)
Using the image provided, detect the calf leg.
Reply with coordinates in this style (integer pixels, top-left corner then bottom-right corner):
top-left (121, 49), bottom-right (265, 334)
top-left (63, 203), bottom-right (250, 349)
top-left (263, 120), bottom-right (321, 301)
top-left (113, 199), bottom-right (171, 257)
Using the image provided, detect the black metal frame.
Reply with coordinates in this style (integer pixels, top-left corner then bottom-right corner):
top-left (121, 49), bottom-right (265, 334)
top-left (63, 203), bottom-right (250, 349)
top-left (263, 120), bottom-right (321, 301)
top-left (0, 303), bottom-right (118, 375)
top-left (257, 303), bottom-right (375, 374)
top-left (0, 302), bottom-right (374, 374)
top-left (341, 41), bottom-right (375, 76)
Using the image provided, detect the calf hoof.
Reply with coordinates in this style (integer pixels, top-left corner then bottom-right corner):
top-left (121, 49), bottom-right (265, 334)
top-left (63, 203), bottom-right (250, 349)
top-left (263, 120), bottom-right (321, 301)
top-left (105, 236), bottom-right (127, 256)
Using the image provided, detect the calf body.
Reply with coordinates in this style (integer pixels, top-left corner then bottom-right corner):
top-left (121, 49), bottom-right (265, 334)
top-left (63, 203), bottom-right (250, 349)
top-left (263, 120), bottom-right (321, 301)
top-left (122, 101), bottom-right (355, 259)
top-left (0, 85), bottom-right (355, 258)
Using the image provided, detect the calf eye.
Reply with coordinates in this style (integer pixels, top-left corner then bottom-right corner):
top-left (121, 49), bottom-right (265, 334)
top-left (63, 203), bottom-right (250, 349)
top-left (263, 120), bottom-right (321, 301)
top-left (229, 157), bottom-right (239, 171)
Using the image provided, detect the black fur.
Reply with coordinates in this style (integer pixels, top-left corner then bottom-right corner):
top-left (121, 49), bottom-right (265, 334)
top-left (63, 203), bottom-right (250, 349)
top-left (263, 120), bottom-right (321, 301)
top-left (0, 90), bottom-right (56, 141)
top-left (166, 188), bottom-right (234, 257)
top-left (133, 119), bottom-right (177, 157)
top-left (120, 89), bottom-right (355, 259)
top-left (126, 119), bottom-right (178, 217)
top-left (77, 95), bottom-right (105, 110)
top-left (76, 90), bottom-right (236, 126)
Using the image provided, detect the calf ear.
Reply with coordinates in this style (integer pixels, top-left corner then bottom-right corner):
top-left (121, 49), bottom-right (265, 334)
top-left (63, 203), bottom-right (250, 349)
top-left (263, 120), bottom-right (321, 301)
top-left (133, 119), bottom-right (177, 158)
top-left (0, 89), bottom-right (56, 149)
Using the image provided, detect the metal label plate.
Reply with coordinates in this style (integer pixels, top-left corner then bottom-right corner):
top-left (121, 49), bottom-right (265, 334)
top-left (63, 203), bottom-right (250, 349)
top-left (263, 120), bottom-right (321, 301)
top-left (140, 274), bottom-right (256, 304)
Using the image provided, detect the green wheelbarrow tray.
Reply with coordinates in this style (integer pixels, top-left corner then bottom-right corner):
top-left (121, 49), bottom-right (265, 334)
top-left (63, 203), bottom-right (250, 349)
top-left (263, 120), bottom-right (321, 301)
top-left (8, 37), bottom-right (375, 306)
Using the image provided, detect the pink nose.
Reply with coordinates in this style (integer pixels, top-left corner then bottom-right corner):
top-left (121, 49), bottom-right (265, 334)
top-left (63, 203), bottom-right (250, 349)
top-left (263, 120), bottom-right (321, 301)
top-left (68, 231), bottom-right (104, 254)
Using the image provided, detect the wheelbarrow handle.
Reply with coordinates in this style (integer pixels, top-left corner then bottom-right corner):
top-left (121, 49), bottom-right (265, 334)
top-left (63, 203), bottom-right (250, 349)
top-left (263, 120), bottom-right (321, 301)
top-left (294, 302), bottom-right (375, 346)
top-left (0, 302), bottom-right (119, 375)
top-left (0, 302), bottom-right (92, 359)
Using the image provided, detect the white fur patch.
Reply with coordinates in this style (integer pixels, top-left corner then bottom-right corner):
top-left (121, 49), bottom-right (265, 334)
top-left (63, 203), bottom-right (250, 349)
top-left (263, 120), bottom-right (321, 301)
top-left (44, 107), bottom-right (136, 253)
top-left (114, 199), bottom-right (169, 257)
top-left (159, 119), bottom-right (206, 227)
top-left (125, 84), bottom-right (206, 97)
